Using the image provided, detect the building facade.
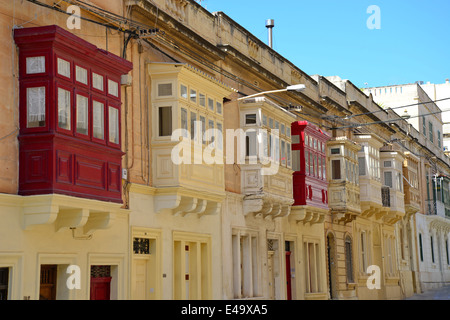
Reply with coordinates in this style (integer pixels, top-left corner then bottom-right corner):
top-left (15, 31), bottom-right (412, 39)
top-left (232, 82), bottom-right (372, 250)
top-left (0, 0), bottom-right (448, 300)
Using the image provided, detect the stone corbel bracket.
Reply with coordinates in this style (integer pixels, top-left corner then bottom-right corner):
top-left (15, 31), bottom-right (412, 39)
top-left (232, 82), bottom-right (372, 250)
top-left (21, 194), bottom-right (126, 236)
top-left (243, 194), bottom-right (293, 219)
top-left (290, 205), bottom-right (329, 225)
top-left (154, 187), bottom-right (224, 218)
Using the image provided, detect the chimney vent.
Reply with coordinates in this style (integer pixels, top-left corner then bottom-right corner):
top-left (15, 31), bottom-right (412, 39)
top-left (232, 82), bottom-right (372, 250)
top-left (266, 19), bottom-right (274, 48)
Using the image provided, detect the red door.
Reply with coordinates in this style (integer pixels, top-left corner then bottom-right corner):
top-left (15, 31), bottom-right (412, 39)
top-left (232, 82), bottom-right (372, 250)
top-left (285, 251), bottom-right (292, 300)
top-left (90, 277), bottom-right (112, 300)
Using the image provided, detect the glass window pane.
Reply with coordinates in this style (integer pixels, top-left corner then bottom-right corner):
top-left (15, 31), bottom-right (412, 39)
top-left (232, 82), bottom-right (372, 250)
top-left (190, 89), bottom-right (197, 103)
top-left (158, 83), bottom-right (172, 96)
top-left (92, 73), bottom-right (104, 91)
top-left (26, 56), bottom-right (45, 74)
top-left (217, 122), bottom-right (223, 150)
top-left (216, 101), bottom-right (222, 114)
top-left (58, 88), bottom-right (71, 130)
top-left (199, 94), bottom-right (206, 107)
top-left (190, 112), bottom-right (197, 141)
top-left (281, 140), bottom-right (286, 165)
top-left (27, 86), bottom-right (46, 128)
top-left (181, 108), bottom-right (188, 138)
top-left (57, 58), bottom-right (70, 78)
top-left (246, 114), bottom-right (257, 125)
top-left (108, 80), bottom-right (119, 97)
top-left (180, 85), bottom-right (188, 98)
top-left (208, 98), bottom-right (214, 111)
top-left (76, 66), bottom-right (87, 84)
top-left (93, 101), bottom-right (105, 139)
top-left (109, 107), bottom-right (119, 144)
top-left (76, 94), bottom-right (88, 135)
top-left (158, 106), bottom-right (172, 137)
top-left (200, 116), bottom-right (206, 144)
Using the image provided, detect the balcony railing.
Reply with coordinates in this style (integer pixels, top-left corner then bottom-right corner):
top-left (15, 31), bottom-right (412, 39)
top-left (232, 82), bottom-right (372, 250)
top-left (381, 187), bottom-right (390, 207)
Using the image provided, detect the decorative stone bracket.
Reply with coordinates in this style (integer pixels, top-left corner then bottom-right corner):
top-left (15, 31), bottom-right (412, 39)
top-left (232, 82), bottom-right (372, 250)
top-left (153, 188), bottom-right (223, 218)
top-left (21, 194), bottom-right (126, 236)
top-left (290, 206), bottom-right (328, 225)
top-left (243, 194), bottom-right (293, 219)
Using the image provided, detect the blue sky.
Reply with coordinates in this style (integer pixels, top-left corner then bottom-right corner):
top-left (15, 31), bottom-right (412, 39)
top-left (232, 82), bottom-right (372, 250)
top-left (201, 0), bottom-right (450, 88)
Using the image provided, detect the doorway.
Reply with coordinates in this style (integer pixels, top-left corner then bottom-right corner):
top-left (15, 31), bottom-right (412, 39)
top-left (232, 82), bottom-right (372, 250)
top-left (327, 233), bottom-right (337, 299)
top-left (90, 265), bottom-right (112, 300)
top-left (0, 268), bottom-right (9, 300)
top-left (40, 265), bottom-right (57, 300)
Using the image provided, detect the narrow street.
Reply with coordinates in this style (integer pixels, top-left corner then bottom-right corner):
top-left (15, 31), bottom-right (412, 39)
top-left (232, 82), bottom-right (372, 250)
top-left (405, 285), bottom-right (450, 300)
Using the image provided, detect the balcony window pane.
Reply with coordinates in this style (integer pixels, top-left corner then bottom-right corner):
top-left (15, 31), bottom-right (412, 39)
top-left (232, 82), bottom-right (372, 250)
top-left (109, 107), bottom-right (119, 144)
top-left (158, 83), bottom-right (172, 97)
top-left (190, 112), bottom-right (197, 141)
top-left (158, 106), bottom-right (172, 137)
top-left (200, 116), bottom-right (206, 144)
top-left (57, 58), bottom-right (70, 78)
top-left (76, 94), bottom-right (88, 135)
top-left (108, 80), bottom-right (119, 97)
top-left (281, 140), bottom-right (286, 166)
top-left (27, 87), bottom-right (46, 128)
top-left (246, 114), bottom-right (257, 125)
top-left (76, 66), bottom-right (88, 84)
top-left (26, 56), bottom-right (45, 74)
top-left (58, 88), bottom-right (71, 130)
top-left (217, 122), bottom-right (223, 150)
top-left (287, 143), bottom-right (291, 168)
top-left (180, 84), bottom-right (188, 99)
top-left (93, 101), bottom-right (105, 139)
top-left (181, 108), bottom-right (188, 138)
top-left (92, 73), bottom-right (104, 91)
top-left (190, 90), bottom-right (197, 103)
top-left (332, 159), bottom-right (341, 180)
top-left (216, 101), bottom-right (222, 114)
top-left (199, 93), bottom-right (206, 107)
top-left (384, 171), bottom-right (393, 188)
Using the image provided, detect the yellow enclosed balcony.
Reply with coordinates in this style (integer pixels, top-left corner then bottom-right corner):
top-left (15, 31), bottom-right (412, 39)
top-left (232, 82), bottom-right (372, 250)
top-left (148, 62), bottom-right (235, 217)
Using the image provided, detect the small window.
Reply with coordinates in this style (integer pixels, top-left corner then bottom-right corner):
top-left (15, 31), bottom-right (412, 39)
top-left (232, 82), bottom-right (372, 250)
top-left (158, 83), bottom-right (172, 97)
top-left (76, 94), bottom-right (88, 135)
top-left (181, 108), bottom-right (188, 138)
top-left (200, 116), bottom-right (206, 144)
top-left (331, 148), bottom-right (340, 155)
top-left (208, 119), bottom-right (215, 145)
top-left (208, 98), bottom-right (214, 111)
top-left (190, 89), bottom-right (197, 103)
top-left (26, 56), bottom-right (45, 74)
top-left (217, 122), bottom-right (223, 150)
top-left (384, 171), bottom-right (393, 188)
top-left (190, 112), bottom-right (197, 141)
top-left (93, 101), bottom-right (105, 140)
top-left (57, 58), bottom-right (71, 78)
top-left (92, 73), bottom-right (104, 91)
top-left (275, 121), bottom-right (279, 130)
top-left (332, 159), bottom-right (341, 180)
top-left (281, 124), bottom-right (285, 136)
top-left (158, 106), bottom-right (172, 137)
top-left (245, 114), bottom-right (257, 125)
top-left (384, 161), bottom-right (392, 168)
top-left (287, 127), bottom-right (291, 138)
top-left (216, 101), bottom-right (222, 115)
top-left (269, 118), bottom-right (273, 129)
top-left (199, 93), bottom-right (206, 107)
top-left (108, 107), bottom-right (119, 144)
top-left (27, 86), bottom-right (46, 128)
top-left (180, 84), bottom-right (188, 99)
top-left (75, 66), bottom-right (88, 85)
top-left (108, 79), bottom-right (119, 97)
top-left (57, 88), bottom-right (71, 130)
top-left (262, 115), bottom-right (267, 126)
top-left (281, 140), bottom-right (286, 166)
top-left (359, 157), bottom-right (366, 176)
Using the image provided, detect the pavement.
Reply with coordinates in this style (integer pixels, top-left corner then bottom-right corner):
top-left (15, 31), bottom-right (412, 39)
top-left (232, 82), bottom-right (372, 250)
top-left (404, 285), bottom-right (450, 300)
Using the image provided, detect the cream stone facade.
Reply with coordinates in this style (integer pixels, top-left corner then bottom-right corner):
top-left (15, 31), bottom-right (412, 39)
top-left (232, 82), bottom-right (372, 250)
top-left (0, 0), bottom-right (449, 301)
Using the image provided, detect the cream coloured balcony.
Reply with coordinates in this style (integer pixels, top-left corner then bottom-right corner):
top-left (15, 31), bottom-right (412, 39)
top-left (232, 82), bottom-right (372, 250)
top-left (403, 152), bottom-right (421, 218)
top-left (239, 97), bottom-right (296, 218)
top-left (354, 133), bottom-right (384, 220)
top-left (327, 137), bottom-right (361, 223)
top-left (148, 62), bottom-right (235, 216)
top-left (380, 147), bottom-right (406, 225)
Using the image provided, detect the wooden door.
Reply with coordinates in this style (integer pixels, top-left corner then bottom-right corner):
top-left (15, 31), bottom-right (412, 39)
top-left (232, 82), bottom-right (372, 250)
top-left (40, 265), bottom-right (57, 300)
top-left (90, 265), bottom-right (112, 300)
top-left (0, 268), bottom-right (8, 300)
top-left (133, 259), bottom-right (148, 300)
top-left (285, 251), bottom-right (292, 300)
top-left (90, 277), bottom-right (112, 300)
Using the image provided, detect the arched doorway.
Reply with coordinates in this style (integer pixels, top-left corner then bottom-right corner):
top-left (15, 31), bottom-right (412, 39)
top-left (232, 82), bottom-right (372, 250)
top-left (326, 233), bottom-right (338, 299)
